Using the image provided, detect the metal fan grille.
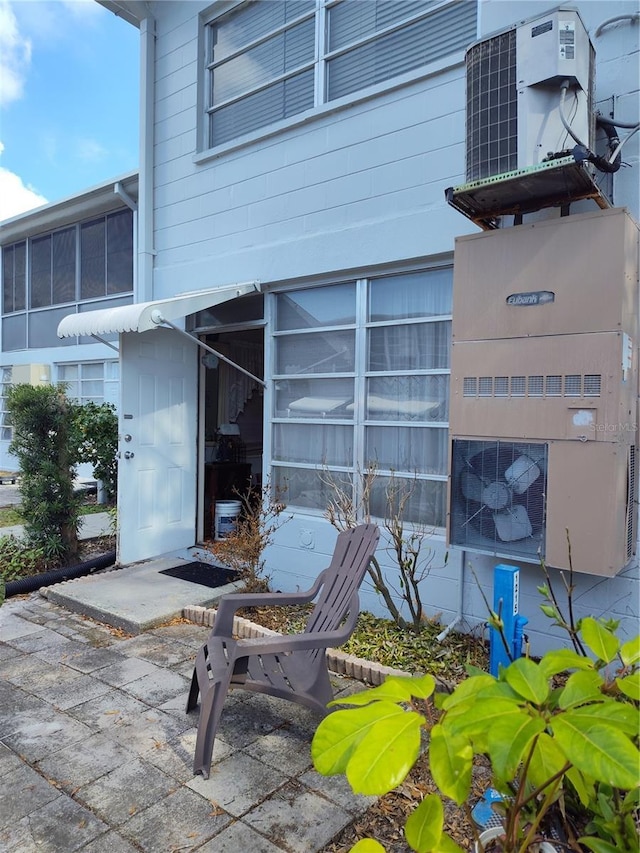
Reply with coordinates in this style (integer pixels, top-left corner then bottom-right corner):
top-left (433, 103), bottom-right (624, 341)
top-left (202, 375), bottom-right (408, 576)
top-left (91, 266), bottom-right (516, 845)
top-left (466, 28), bottom-right (517, 182)
top-left (450, 438), bottom-right (548, 562)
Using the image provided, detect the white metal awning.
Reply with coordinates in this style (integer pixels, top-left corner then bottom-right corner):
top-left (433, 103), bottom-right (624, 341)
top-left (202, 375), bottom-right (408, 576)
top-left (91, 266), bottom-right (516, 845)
top-left (56, 281), bottom-right (260, 338)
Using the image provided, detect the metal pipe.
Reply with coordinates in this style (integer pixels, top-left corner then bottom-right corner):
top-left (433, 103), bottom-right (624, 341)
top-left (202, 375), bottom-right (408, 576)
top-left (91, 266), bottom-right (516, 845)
top-left (157, 317), bottom-right (266, 387)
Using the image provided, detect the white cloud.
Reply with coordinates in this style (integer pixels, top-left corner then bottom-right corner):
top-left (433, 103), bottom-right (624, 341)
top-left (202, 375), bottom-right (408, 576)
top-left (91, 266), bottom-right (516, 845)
top-left (7, 0), bottom-right (100, 44)
top-left (75, 136), bottom-right (109, 164)
top-left (0, 142), bottom-right (47, 220)
top-left (0, 0), bottom-right (32, 107)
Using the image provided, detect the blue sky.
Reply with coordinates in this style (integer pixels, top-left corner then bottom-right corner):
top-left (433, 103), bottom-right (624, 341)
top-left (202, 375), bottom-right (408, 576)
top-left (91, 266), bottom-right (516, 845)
top-left (0, 0), bottom-right (139, 221)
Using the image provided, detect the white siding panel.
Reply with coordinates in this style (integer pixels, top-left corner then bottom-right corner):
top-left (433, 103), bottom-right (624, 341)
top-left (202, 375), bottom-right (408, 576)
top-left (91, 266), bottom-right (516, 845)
top-left (152, 202), bottom-right (470, 297)
top-left (154, 5), bottom-right (198, 58)
top-left (156, 60), bottom-right (198, 102)
top-left (155, 83), bottom-right (198, 125)
top-left (154, 131), bottom-right (198, 167)
top-left (154, 156), bottom-right (197, 190)
top-left (463, 551), bottom-right (640, 656)
top-left (151, 65), bottom-right (468, 285)
top-left (155, 109), bottom-right (197, 149)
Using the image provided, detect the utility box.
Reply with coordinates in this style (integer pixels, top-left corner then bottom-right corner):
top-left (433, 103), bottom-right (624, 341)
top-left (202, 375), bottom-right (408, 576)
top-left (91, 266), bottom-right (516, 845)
top-left (466, 6), bottom-right (594, 181)
top-left (448, 208), bottom-right (640, 577)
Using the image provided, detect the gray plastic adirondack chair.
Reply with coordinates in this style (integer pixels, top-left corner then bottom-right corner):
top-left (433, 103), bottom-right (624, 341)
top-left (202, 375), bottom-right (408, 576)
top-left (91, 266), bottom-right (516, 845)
top-left (186, 523), bottom-right (379, 778)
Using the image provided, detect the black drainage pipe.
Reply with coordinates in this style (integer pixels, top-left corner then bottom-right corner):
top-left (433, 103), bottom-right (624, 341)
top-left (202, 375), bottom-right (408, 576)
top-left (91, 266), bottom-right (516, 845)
top-left (4, 551), bottom-right (117, 598)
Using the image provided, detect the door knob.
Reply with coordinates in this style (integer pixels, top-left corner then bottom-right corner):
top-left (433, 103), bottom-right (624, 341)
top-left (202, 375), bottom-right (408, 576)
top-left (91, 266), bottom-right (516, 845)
top-left (124, 451), bottom-right (135, 459)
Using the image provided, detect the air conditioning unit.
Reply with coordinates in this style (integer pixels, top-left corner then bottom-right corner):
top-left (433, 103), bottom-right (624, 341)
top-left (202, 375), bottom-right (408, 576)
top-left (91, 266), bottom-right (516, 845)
top-left (448, 208), bottom-right (640, 577)
top-left (466, 6), bottom-right (595, 182)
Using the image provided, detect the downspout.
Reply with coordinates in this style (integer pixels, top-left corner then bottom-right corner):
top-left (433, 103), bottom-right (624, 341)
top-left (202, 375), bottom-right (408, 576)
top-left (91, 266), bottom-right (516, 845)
top-left (436, 550), bottom-right (465, 642)
top-left (138, 14), bottom-right (156, 303)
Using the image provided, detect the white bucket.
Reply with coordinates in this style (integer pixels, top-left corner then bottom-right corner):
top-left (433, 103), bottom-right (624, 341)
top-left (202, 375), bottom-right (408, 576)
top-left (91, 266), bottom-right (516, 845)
top-left (214, 500), bottom-right (242, 540)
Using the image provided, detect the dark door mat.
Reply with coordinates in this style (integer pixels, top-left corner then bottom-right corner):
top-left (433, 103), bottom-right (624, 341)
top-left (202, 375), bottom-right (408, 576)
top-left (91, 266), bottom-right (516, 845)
top-left (159, 562), bottom-right (239, 589)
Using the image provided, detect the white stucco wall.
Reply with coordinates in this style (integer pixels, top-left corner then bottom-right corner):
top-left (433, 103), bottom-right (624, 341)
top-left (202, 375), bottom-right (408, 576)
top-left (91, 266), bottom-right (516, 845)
top-left (148, 3), bottom-right (475, 295)
top-left (142, 0), bottom-right (640, 654)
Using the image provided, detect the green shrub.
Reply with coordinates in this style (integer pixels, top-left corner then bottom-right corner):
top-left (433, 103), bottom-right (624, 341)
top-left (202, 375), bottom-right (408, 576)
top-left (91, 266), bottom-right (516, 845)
top-left (0, 534), bottom-right (49, 582)
top-left (71, 401), bottom-right (118, 503)
top-left (312, 618), bottom-right (640, 853)
top-left (6, 384), bottom-right (82, 563)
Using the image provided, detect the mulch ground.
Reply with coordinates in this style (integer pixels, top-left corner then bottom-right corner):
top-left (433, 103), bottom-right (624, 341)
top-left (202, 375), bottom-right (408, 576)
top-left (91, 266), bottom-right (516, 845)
top-left (319, 750), bottom-right (492, 852)
top-left (243, 603), bottom-right (492, 852)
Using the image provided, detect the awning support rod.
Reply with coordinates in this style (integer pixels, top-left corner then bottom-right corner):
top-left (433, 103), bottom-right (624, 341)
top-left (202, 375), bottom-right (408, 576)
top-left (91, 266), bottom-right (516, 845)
top-left (91, 334), bottom-right (119, 352)
top-left (158, 317), bottom-right (266, 388)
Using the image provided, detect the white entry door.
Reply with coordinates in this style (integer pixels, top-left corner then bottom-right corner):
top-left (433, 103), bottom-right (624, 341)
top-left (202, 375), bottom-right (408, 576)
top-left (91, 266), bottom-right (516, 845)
top-left (117, 327), bottom-right (198, 564)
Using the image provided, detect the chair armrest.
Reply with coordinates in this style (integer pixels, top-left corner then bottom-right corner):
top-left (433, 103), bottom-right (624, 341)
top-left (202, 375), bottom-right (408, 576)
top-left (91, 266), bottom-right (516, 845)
top-left (234, 626), bottom-right (353, 657)
top-left (232, 591), bottom-right (360, 655)
top-left (212, 571), bottom-right (326, 636)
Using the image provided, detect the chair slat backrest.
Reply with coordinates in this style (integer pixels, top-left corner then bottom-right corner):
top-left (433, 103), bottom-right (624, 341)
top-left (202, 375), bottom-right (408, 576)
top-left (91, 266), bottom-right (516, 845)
top-left (304, 524), bottom-right (379, 638)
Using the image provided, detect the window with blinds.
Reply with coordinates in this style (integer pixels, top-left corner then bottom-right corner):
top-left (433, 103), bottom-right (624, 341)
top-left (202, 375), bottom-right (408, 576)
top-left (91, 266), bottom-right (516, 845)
top-left (58, 361), bottom-right (119, 406)
top-left (1, 210), bottom-right (134, 353)
top-left (271, 268), bottom-right (452, 528)
top-left (204, 0), bottom-right (477, 149)
top-left (326, 0), bottom-right (477, 101)
top-left (206, 1), bottom-right (316, 148)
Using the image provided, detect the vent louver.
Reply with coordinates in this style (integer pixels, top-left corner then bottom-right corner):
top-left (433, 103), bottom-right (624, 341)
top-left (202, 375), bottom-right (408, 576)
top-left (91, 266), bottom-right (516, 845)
top-left (627, 445), bottom-right (636, 562)
top-left (462, 374), bottom-right (602, 398)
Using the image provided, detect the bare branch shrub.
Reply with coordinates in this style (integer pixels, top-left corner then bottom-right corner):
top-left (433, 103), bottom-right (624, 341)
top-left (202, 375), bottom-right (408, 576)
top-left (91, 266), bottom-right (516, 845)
top-left (321, 465), bottom-right (444, 632)
top-left (201, 479), bottom-right (290, 592)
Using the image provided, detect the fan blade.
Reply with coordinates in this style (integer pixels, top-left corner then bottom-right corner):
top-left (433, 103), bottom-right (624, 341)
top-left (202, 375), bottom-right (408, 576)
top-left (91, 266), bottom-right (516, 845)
top-left (481, 480), bottom-right (510, 510)
top-left (461, 471), bottom-right (484, 502)
top-left (493, 505), bottom-right (533, 541)
top-left (504, 455), bottom-right (540, 495)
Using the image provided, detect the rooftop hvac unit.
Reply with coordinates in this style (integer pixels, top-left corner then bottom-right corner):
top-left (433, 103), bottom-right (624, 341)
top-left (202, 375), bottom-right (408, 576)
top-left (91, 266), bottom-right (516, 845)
top-left (447, 7), bottom-right (609, 229)
top-left (466, 6), bottom-right (595, 182)
top-left (447, 208), bottom-right (640, 577)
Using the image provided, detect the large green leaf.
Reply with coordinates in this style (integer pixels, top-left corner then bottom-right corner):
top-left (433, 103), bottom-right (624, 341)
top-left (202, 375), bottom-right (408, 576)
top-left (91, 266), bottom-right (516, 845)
top-left (429, 724), bottom-right (473, 804)
top-left (444, 698), bottom-right (521, 740)
top-left (558, 670), bottom-right (603, 709)
top-left (504, 657), bottom-right (549, 704)
top-left (487, 714), bottom-right (545, 784)
top-left (434, 836), bottom-right (466, 853)
top-left (350, 840), bottom-right (387, 853)
top-left (619, 634), bottom-right (640, 667)
top-left (538, 648), bottom-right (594, 678)
top-left (345, 710), bottom-right (424, 794)
top-left (527, 731), bottom-right (569, 791)
top-left (616, 671), bottom-right (640, 701)
top-left (330, 674), bottom-right (436, 708)
top-left (552, 715), bottom-right (639, 789)
top-left (580, 617), bottom-right (619, 664)
top-left (566, 700), bottom-right (638, 736)
top-left (439, 674), bottom-right (495, 711)
top-left (405, 794), bottom-right (443, 852)
top-left (565, 766), bottom-right (596, 807)
top-left (312, 702), bottom-right (415, 776)
top-left (578, 837), bottom-right (622, 853)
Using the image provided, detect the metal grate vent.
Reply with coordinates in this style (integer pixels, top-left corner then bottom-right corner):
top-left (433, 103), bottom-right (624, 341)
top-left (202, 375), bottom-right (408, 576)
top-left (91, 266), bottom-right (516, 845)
top-left (626, 445), bottom-right (636, 562)
top-left (466, 28), bottom-right (517, 182)
top-left (463, 374), bottom-right (602, 398)
top-left (450, 438), bottom-right (548, 562)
